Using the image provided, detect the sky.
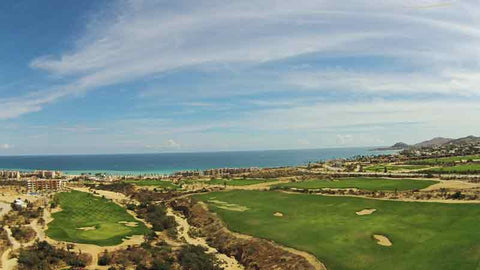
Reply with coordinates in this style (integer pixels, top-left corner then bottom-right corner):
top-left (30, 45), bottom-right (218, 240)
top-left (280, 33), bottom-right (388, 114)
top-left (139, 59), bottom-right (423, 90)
top-left (0, 0), bottom-right (479, 155)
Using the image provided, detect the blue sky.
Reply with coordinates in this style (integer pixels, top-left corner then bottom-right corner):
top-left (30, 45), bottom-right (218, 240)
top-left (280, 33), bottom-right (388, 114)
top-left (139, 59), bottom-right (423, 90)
top-left (0, 0), bottom-right (480, 154)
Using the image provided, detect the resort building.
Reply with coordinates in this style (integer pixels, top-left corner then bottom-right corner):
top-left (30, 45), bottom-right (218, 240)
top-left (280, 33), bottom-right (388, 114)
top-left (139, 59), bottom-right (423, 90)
top-left (0, 170), bottom-right (20, 180)
top-left (31, 170), bottom-right (63, 179)
top-left (27, 179), bottom-right (66, 193)
top-left (203, 167), bottom-right (260, 176)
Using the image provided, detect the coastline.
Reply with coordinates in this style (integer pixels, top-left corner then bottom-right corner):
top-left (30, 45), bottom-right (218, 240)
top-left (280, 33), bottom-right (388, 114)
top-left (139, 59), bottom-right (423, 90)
top-left (0, 147), bottom-right (395, 176)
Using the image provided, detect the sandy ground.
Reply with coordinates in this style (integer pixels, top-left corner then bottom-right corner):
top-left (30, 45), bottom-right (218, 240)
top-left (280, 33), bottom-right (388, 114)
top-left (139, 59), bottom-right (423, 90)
top-left (0, 203), bottom-right (10, 218)
top-left (207, 200), bottom-right (248, 212)
top-left (118, 221), bottom-right (138, 227)
top-left (421, 180), bottom-right (480, 191)
top-left (356, 209), bottom-right (376, 215)
top-left (0, 190), bottom-right (48, 270)
top-left (373, 234), bottom-right (392, 247)
top-left (167, 208), bottom-right (245, 270)
top-left (72, 187), bottom-right (129, 202)
top-left (78, 226), bottom-right (96, 231)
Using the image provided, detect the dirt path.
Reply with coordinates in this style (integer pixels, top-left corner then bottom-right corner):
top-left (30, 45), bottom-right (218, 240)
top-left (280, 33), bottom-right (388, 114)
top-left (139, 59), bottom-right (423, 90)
top-left (0, 249), bottom-right (16, 270)
top-left (1, 227), bottom-right (20, 270)
top-left (167, 208), bottom-right (244, 270)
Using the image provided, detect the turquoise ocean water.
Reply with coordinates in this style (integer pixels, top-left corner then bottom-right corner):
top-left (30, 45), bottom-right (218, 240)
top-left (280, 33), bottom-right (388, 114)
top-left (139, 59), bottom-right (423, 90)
top-left (0, 147), bottom-right (392, 175)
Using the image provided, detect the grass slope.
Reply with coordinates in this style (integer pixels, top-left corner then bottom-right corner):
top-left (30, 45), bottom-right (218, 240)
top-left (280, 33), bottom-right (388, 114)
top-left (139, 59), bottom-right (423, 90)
top-left (425, 163), bottom-right (480, 174)
top-left (273, 177), bottom-right (438, 191)
top-left (407, 155), bottom-right (480, 165)
top-left (196, 191), bottom-right (480, 270)
top-left (364, 164), bottom-right (429, 172)
top-left (47, 190), bottom-right (149, 246)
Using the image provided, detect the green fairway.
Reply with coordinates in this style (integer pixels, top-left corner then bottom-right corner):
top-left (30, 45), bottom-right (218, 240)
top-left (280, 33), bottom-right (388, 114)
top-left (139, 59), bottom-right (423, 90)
top-left (46, 190), bottom-right (149, 246)
top-left (425, 163), bottom-right (480, 174)
top-left (207, 178), bottom-right (277, 186)
top-left (196, 191), bottom-right (480, 270)
top-left (407, 155), bottom-right (480, 165)
top-left (364, 164), bottom-right (429, 172)
top-left (124, 179), bottom-right (179, 189)
top-left (273, 177), bottom-right (438, 191)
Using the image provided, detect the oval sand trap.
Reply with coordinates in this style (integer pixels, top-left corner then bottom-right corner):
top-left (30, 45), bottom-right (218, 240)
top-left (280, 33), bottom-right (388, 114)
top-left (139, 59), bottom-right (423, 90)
top-left (356, 209), bottom-right (376, 216)
top-left (207, 200), bottom-right (248, 212)
top-left (119, 221), bottom-right (139, 227)
top-left (373, 234), bottom-right (392, 246)
top-left (77, 226), bottom-right (96, 231)
top-left (273, 211), bottom-right (284, 217)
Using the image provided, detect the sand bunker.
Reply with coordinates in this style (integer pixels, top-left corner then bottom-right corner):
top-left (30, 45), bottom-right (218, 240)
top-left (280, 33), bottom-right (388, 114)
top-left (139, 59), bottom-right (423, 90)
top-left (77, 226), bottom-right (96, 231)
top-left (273, 212), bottom-right (284, 217)
top-left (373, 234), bottom-right (392, 246)
top-left (356, 209), bottom-right (376, 216)
top-left (119, 221), bottom-right (138, 227)
top-left (207, 200), bottom-right (248, 212)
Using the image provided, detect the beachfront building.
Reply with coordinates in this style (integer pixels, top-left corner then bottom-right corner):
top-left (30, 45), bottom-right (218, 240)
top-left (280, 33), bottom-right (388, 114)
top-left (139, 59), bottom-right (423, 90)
top-left (203, 167), bottom-right (260, 176)
top-left (0, 170), bottom-right (20, 180)
top-left (27, 179), bottom-right (65, 193)
top-left (173, 170), bottom-right (204, 177)
top-left (30, 170), bottom-right (63, 179)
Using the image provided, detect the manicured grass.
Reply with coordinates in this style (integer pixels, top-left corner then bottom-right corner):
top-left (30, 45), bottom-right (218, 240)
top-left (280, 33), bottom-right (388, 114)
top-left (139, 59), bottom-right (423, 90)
top-left (407, 155), bottom-right (480, 165)
top-left (425, 163), bottom-right (480, 174)
top-left (196, 190), bottom-right (480, 270)
top-left (364, 164), bottom-right (429, 172)
top-left (124, 179), bottom-right (179, 189)
top-left (46, 190), bottom-right (149, 246)
top-left (207, 178), bottom-right (277, 186)
top-left (273, 177), bottom-right (438, 191)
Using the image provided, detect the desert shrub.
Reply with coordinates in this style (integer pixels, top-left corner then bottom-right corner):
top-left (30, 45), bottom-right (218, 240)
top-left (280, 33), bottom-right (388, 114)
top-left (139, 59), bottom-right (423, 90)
top-left (11, 226), bottom-right (36, 243)
top-left (178, 245), bottom-right (221, 270)
top-left (18, 241), bottom-right (90, 270)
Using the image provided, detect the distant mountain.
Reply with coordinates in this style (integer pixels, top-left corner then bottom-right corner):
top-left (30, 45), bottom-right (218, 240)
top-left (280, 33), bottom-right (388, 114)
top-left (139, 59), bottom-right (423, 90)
top-left (373, 135), bottom-right (479, 151)
top-left (374, 142), bottom-right (409, 151)
top-left (445, 135), bottom-right (480, 146)
top-left (414, 137), bottom-right (453, 148)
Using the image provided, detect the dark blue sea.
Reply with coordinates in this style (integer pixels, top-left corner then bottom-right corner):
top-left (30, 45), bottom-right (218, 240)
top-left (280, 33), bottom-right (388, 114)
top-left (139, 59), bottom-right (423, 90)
top-left (0, 147), bottom-right (392, 175)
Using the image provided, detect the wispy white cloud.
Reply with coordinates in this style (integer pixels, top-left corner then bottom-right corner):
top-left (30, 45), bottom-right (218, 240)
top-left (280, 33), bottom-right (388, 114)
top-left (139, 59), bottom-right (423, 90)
top-left (1, 0), bottom-right (480, 154)
top-left (285, 69), bottom-right (480, 96)
top-left (20, 0), bottom-right (480, 111)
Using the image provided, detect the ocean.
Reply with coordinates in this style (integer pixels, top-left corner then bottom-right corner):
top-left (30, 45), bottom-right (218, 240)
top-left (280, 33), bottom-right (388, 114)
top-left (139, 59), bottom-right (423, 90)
top-left (0, 147), bottom-right (392, 175)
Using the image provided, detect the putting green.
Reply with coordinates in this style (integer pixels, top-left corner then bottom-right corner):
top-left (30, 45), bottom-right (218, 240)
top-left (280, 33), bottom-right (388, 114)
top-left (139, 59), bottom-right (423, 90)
top-left (46, 190), bottom-right (149, 246)
top-left (196, 190), bottom-right (480, 270)
top-left (273, 177), bottom-right (438, 191)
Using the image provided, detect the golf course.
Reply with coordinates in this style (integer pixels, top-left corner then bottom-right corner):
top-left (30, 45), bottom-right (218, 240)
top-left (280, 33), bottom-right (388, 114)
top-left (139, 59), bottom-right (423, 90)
top-left (46, 190), bottom-right (149, 246)
top-left (196, 190), bottom-right (480, 270)
top-left (273, 177), bottom-right (438, 191)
